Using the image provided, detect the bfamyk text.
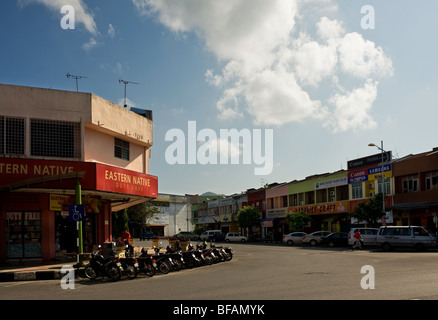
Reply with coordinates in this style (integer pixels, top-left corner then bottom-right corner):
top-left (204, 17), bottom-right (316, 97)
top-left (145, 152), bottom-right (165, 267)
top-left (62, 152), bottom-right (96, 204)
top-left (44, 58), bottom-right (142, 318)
top-left (165, 121), bottom-right (274, 176)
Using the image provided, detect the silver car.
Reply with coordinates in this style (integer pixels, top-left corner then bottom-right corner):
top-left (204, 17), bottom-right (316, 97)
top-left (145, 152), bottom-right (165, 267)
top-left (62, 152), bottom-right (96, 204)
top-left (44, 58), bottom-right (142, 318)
top-left (376, 226), bottom-right (437, 251)
top-left (302, 231), bottom-right (332, 246)
top-left (283, 232), bottom-right (307, 245)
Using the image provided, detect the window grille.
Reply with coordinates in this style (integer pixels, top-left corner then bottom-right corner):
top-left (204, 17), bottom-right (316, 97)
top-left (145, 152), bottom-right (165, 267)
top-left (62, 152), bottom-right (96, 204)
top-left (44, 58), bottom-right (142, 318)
top-left (114, 138), bottom-right (130, 160)
top-left (30, 119), bottom-right (81, 158)
top-left (0, 116), bottom-right (25, 155)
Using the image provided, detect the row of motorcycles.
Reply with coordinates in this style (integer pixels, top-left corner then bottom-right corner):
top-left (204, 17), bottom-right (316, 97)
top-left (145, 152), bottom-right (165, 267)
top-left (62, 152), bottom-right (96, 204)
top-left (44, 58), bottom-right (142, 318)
top-left (83, 241), bottom-right (233, 282)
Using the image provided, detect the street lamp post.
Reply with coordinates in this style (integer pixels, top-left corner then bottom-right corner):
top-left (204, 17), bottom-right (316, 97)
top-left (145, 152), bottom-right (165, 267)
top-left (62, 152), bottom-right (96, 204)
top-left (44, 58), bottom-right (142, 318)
top-left (368, 141), bottom-right (386, 218)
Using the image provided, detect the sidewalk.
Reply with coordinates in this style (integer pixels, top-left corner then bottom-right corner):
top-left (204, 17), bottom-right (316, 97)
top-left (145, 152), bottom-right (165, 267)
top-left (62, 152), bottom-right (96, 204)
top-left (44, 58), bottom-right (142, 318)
top-left (0, 238), bottom-right (159, 282)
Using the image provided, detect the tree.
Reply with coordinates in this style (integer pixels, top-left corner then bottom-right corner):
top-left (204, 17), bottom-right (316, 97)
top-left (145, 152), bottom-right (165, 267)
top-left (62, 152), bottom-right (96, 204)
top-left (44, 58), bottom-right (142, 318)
top-left (113, 201), bottom-right (161, 238)
top-left (237, 206), bottom-right (261, 236)
top-left (351, 193), bottom-right (384, 227)
top-left (286, 211), bottom-right (311, 232)
top-left (112, 209), bottom-right (129, 239)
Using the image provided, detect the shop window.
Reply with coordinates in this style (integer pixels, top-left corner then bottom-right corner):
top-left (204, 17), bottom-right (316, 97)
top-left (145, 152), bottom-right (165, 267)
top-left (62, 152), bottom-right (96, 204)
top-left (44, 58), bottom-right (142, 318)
top-left (0, 116), bottom-right (25, 155)
top-left (352, 182), bottom-right (363, 199)
top-left (30, 119), bottom-right (81, 158)
top-left (402, 176), bottom-right (418, 192)
top-left (425, 172), bottom-right (438, 191)
top-left (114, 137), bottom-right (130, 161)
top-left (378, 178), bottom-right (391, 195)
top-left (6, 211), bottom-right (42, 259)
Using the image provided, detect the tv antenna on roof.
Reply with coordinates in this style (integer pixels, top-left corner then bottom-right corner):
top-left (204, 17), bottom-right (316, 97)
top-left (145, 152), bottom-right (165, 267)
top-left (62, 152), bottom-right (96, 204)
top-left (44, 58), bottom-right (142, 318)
top-left (66, 73), bottom-right (88, 92)
top-left (119, 78), bottom-right (139, 108)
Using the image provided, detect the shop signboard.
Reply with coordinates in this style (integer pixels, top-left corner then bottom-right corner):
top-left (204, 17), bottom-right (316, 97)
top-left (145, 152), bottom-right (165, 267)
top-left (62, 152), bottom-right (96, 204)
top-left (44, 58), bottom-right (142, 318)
top-left (0, 157), bottom-right (158, 198)
top-left (288, 201), bottom-right (347, 216)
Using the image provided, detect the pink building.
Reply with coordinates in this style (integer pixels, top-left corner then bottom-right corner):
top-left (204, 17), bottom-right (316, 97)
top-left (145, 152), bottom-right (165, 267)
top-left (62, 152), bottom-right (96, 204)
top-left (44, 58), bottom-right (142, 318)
top-left (0, 84), bottom-right (158, 262)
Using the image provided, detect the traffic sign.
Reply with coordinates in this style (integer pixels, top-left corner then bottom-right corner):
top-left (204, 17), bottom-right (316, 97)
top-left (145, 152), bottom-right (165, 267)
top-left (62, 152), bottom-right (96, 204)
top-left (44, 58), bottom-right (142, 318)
top-left (69, 204), bottom-right (85, 222)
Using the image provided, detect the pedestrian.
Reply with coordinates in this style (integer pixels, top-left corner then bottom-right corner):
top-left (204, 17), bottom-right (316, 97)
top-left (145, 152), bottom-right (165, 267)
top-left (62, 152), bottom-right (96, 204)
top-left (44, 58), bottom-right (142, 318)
top-left (352, 229), bottom-right (362, 250)
top-left (120, 229), bottom-right (131, 245)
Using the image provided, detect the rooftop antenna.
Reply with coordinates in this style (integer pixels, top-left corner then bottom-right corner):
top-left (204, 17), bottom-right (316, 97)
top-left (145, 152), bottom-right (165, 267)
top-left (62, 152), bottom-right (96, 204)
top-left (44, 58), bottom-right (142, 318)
top-left (119, 78), bottom-right (139, 108)
top-left (66, 73), bottom-right (88, 92)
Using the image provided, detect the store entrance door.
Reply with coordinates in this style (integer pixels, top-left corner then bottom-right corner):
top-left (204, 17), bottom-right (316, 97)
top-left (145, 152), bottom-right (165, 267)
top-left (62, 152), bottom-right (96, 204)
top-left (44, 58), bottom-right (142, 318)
top-left (6, 211), bottom-right (42, 259)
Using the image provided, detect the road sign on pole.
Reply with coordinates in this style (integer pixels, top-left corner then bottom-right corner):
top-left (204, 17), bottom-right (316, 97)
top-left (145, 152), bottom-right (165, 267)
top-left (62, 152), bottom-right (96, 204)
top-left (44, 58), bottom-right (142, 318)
top-left (69, 204), bottom-right (85, 222)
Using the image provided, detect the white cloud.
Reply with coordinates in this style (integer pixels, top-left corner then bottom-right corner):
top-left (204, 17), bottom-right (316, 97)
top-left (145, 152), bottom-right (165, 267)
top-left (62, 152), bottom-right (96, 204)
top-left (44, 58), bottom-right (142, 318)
top-left (82, 37), bottom-right (97, 51)
top-left (19, 0), bottom-right (98, 35)
top-left (133, 0), bottom-right (393, 132)
top-left (328, 79), bottom-right (379, 132)
top-left (19, 0), bottom-right (99, 50)
top-left (108, 24), bottom-right (115, 38)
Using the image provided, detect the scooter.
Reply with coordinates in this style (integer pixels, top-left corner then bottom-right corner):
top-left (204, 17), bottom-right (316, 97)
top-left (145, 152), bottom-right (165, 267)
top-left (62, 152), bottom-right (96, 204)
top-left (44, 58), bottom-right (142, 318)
top-left (119, 244), bottom-right (139, 279)
top-left (137, 247), bottom-right (157, 277)
top-left (165, 245), bottom-right (184, 271)
top-left (151, 246), bottom-right (173, 274)
top-left (84, 245), bottom-right (122, 281)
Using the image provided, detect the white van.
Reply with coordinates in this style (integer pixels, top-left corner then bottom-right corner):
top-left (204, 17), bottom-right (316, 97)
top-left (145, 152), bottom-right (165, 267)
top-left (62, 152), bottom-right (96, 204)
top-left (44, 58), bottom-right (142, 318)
top-left (200, 230), bottom-right (221, 241)
top-left (376, 226), bottom-right (437, 251)
top-left (348, 227), bottom-right (379, 247)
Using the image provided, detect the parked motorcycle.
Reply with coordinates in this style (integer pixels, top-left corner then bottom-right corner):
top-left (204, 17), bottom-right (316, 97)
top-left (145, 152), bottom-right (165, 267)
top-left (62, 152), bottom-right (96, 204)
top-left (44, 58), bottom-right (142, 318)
top-left (119, 244), bottom-right (139, 279)
top-left (177, 242), bottom-right (202, 268)
top-left (137, 247), bottom-right (157, 277)
top-left (196, 242), bottom-right (215, 265)
top-left (151, 246), bottom-right (173, 274)
top-left (165, 245), bottom-right (185, 270)
top-left (84, 245), bottom-right (122, 281)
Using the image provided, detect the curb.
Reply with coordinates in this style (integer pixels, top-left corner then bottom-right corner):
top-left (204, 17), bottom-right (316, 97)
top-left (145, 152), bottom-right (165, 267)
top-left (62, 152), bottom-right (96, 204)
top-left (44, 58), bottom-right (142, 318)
top-left (0, 270), bottom-right (62, 282)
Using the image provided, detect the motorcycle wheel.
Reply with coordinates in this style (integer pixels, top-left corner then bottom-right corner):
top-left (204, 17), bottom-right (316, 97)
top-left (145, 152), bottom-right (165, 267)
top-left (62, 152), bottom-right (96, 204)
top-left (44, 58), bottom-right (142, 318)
top-left (144, 264), bottom-right (155, 277)
top-left (172, 259), bottom-right (182, 271)
top-left (84, 265), bottom-right (98, 280)
top-left (204, 255), bottom-right (213, 265)
top-left (125, 265), bottom-right (138, 279)
top-left (226, 252), bottom-right (233, 261)
top-left (106, 264), bottom-right (122, 282)
top-left (193, 257), bottom-right (202, 267)
top-left (158, 261), bottom-right (171, 274)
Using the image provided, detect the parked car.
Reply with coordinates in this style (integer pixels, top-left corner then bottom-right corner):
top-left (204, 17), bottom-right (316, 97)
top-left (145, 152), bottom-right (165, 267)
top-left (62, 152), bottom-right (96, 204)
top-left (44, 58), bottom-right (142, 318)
top-left (376, 226), bottom-right (437, 251)
top-left (209, 232), bottom-right (226, 242)
top-left (200, 230), bottom-right (221, 241)
top-left (347, 227), bottom-right (379, 247)
top-left (139, 230), bottom-right (154, 240)
top-left (320, 232), bottom-right (349, 247)
top-left (302, 231), bottom-right (332, 246)
top-left (283, 232), bottom-right (307, 246)
top-left (225, 233), bottom-right (248, 242)
top-left (174, 231), bottom-right (199, 241)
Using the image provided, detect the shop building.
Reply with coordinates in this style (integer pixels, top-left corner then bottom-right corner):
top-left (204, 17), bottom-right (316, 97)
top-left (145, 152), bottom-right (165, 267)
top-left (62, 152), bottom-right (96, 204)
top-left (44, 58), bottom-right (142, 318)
top-left (391, 148), bottom-right (438, 231)
top-left (147, 193), bottom-right (194, 237)
top-left (347, 151), bottom-right (393, 225)
top-left (264, 182), bottom-right (289, 241)
top-left (0, 84), bottom-right (158, 262)
top-left (287, 170), bottom-right (350, 233)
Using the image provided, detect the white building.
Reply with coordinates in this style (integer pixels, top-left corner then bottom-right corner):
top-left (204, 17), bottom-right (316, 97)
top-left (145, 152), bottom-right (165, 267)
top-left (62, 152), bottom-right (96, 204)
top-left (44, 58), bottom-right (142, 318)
top-left (148, 194), bottom-right (194, 237)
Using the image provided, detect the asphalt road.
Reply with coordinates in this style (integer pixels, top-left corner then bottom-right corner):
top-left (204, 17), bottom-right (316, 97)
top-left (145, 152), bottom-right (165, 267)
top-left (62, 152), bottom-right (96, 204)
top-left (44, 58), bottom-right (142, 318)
top-left (1, 242), bottom-right (438, 301)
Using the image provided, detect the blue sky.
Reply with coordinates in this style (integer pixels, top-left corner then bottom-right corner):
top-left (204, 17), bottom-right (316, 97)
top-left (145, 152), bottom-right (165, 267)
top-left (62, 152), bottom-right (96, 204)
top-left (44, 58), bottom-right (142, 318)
top-left (1, 0), bottom-right (437, 196)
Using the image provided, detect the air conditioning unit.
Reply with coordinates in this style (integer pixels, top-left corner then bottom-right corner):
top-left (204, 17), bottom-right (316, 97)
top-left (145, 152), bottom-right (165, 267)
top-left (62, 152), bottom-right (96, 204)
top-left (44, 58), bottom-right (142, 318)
top-left (330, 191), bottom-right (335, 196)
top-left (369, 192), bottom-right (375, 197)
top-left (330, 197), bottom-right (335, 202)
top-left (369, 184), bottom-right (374, 189)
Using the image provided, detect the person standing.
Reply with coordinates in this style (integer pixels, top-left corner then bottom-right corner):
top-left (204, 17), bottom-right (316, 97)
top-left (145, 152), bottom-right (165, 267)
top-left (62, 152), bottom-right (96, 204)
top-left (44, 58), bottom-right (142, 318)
top-left (352, 229), bottom-right (362, 250)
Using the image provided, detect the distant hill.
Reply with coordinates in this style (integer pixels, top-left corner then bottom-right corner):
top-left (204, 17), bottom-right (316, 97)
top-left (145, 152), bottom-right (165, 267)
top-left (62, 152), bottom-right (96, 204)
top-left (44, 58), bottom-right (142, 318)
top-left (201, 191), bottom-right (220, 196)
